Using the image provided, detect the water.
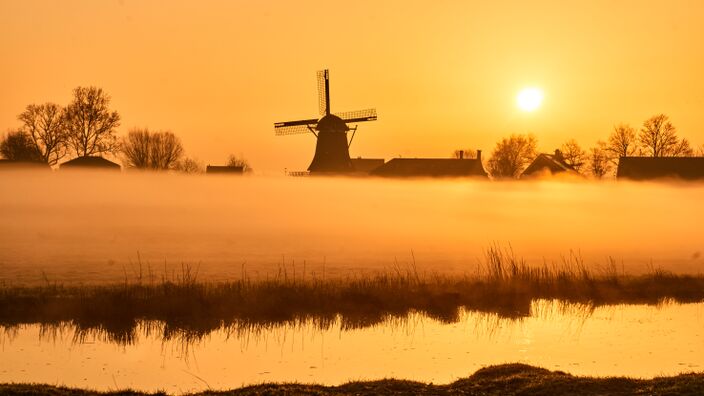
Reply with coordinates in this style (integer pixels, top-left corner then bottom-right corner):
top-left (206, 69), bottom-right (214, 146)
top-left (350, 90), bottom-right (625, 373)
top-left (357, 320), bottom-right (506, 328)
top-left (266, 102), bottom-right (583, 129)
top-left (1, 300), bottom-right (702, 393)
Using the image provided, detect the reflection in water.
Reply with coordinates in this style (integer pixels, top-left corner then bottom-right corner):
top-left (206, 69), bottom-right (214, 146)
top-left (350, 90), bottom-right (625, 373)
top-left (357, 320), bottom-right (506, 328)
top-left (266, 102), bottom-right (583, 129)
top-left (1, 300), bottom-right (702, 393)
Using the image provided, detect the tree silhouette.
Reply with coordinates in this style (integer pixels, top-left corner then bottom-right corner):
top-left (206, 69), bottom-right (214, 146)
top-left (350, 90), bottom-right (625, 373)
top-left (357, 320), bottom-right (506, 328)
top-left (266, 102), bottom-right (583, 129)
top-left (121, 128), bottom-right (183, 170)
top-left (559, 139), bottom-right (587, 171)
top-left (149, 131), bottom-right (183, 170)
top-left (487, 134), bottom-right (537, 179)
top-left (174, 157), bottom-right (203, 174)
top-left (639, 114), bottom-right (692, 157)
top-left (18, 103), bottom-right (68, 165)
top-left (227, 154), bottom-right (253, 173)
top-left (607, 124), bottom-right (639, 160)
top-left (0, 130), bottom-right (42, 161)
top-left (64, 87), bottom-right (120, 157)
top-left (588, 141), bottom-right (611, 179)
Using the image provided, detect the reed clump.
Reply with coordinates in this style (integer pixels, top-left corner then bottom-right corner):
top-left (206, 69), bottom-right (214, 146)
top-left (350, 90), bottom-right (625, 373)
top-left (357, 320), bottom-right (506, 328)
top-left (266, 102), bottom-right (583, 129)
top-left (1, 246), bottom-right (703, 343)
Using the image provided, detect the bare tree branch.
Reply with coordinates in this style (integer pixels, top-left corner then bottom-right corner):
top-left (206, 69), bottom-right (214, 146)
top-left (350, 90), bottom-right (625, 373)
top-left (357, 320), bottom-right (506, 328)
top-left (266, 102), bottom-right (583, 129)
top-left (18, 103), bottom-right (68, 165)
top-left (64, 87), bottom-right (120, 157)
top-left (487, 134), bottom-right (537, 179)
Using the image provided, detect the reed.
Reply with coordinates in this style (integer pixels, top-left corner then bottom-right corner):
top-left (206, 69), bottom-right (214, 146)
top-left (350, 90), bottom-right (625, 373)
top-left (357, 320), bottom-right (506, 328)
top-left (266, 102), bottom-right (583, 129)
top-left (1, 246), bottom-right (703, 343)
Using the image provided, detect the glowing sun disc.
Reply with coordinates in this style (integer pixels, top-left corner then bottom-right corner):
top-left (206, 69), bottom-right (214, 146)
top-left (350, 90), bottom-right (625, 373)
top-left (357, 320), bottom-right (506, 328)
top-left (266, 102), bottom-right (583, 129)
top-left (517, 88), bottom-right (543, 112)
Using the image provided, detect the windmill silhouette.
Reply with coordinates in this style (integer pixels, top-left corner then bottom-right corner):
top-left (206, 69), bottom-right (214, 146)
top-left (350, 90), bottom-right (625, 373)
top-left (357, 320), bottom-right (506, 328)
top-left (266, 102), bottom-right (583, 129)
top-left (274, 69), bottom-right (377, 173)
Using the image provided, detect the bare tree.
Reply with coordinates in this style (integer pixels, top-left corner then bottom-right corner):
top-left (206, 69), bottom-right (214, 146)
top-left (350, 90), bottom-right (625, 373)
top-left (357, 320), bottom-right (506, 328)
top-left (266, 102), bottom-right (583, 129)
top-left (639, 114), bottom-right (690, 157)
top-left (64, 86), bottom-right (120, 157)
top-left (121, 128), bottom-right (183, 170)
top-left (121, 129), bottom-right (152, 168)
top-left (149, 131), bottom-right (183, 170)
top-left (487, 134), bottom-right (537, 179)
top-left (588, 141), bottom-right (612, 179)
top-left (17, 103), bottom-right (68, 165)
top-left (698, 144), bottom-right (704, 156)
top-left (607, 124), bottom-right (639, 160)
top-left (671, 138), bottom-right (694, 157)
top-left (0, 130), bottom-right (42, 161)
top-left (227, 154), bottom-right (253, 173)
top-left (560, 139), bottom-right (587, 172)
top-left (174, 157), bottom-right (203, 174)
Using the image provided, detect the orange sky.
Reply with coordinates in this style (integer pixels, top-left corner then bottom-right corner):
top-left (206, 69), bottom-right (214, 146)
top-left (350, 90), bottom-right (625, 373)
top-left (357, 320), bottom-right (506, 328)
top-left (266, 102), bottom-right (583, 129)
top-left (1, 0), bottom-right (703, 172)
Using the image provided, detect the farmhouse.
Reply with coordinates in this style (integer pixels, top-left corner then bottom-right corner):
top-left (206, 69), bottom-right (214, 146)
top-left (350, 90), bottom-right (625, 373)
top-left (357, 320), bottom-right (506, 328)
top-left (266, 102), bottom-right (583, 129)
top-left (60, 156), bottom-right (121, 171)
top-left (371, 150), bottom-right (487, 178)
top-left (522, 150), bottom-right (579, 178)
top-left (617, 156), bottom-right (704, 180)
top-left (0, 159), bottom-right (50, 170)
top-left (206, 165), bottom-right (244, 174)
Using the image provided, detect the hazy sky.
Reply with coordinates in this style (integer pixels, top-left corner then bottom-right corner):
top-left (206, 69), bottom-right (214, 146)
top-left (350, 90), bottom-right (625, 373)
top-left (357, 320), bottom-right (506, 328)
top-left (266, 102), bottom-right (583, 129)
top-left (2, 0), bottom-right (703, 172)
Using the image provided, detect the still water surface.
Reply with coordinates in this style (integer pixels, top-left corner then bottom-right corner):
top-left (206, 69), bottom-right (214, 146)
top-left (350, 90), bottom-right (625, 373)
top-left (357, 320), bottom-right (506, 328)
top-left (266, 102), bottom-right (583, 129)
top-left (1, 300), bottom-right (702, 393)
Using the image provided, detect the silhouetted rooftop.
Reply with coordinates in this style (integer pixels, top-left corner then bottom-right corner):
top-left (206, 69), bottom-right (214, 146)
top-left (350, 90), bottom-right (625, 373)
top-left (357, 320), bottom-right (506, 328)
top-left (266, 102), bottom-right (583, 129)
top-left (350, 158), bottom-right (385, 174)
top-left (0, 159), bottom-right (50, 170)
top-left (617, 156), bottom-right (704, 180)
top-left (371, 158), bottom-right (487, 178)
top-left (60, 156), bottom-right (121, 170)
top-left (206, 165), bottom-right (244, 174)
top-left (522, 151), bottom-right (579, 178)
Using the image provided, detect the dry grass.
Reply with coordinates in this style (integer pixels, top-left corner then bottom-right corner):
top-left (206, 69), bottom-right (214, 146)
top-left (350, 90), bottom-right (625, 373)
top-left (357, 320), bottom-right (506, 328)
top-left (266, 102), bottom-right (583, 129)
top-left (1, 245), bottom-right (703, 343)
top-left (2, 364), bottom-right (704, 395)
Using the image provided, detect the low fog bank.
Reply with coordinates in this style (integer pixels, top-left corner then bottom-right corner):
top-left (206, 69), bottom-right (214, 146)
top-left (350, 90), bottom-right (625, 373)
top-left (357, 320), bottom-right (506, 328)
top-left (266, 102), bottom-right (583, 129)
top-left (1, 170), bottom-right (702, 284)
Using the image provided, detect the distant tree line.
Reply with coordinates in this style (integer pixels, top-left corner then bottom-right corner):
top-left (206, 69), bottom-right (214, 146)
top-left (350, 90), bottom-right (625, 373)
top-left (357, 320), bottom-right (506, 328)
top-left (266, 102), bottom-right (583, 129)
top-left (1, 86), bottom-right (251, 173)
top-left (480, 113), bottom-right (698, 179)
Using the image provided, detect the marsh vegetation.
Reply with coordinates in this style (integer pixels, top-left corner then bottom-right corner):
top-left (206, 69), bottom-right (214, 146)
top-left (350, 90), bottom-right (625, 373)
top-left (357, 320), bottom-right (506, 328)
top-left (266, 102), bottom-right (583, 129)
top-left (2, 246), bottom-right (703, 344)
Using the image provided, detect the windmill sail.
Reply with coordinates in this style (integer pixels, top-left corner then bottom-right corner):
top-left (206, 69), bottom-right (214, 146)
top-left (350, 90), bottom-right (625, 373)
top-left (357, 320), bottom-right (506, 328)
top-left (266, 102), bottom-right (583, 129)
top-left (335, 108), bottom-right (377, 124)
top-left (317, 70), bottom-right (329, 116)
top-left (274, 118), bottom-right (319, 136)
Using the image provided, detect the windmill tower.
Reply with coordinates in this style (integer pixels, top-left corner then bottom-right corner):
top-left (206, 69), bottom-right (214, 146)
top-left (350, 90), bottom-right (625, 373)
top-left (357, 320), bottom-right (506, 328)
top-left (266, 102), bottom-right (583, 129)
top-left (274, 69), bottom-right (377, 174)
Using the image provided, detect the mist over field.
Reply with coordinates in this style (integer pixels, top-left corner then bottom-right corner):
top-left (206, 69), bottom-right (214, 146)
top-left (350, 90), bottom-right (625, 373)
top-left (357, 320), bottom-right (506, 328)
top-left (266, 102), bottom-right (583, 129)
top-left (0, 170), bottom-right (702, 285)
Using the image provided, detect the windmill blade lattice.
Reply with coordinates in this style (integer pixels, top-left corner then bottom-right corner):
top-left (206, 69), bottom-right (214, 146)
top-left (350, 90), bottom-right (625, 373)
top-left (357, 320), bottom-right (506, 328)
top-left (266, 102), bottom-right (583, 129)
top-left (317, 70), bottom-right (329, 116)
top-left (335, 108), bottom-right (377, 123)
top-left (274, 123), bottom-right (317, 136)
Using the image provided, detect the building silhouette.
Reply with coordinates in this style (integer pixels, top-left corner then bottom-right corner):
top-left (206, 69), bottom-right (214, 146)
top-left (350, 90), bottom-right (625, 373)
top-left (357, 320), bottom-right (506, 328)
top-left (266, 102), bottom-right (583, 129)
top-left (60, 156), bottom-right (121, 171)
top-left (522, 150), bottom-right (579, 178)
top-left (617, 156), bottom-right (704, 180)
top-left (371, 150), bottom-right (487, 178)
top-left (206, 165), bottom-right (244, 174)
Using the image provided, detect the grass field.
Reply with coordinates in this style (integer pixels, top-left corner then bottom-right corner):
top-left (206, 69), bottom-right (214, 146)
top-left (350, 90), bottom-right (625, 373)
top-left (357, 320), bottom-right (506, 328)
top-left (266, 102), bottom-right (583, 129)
top-left (2, 364), bottom-right (704, 395)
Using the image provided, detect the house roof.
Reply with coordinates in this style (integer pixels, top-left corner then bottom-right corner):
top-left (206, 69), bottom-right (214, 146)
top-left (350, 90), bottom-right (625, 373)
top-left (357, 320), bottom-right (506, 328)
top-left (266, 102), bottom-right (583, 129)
top-left (0, 159), bottom-right (51, 170)
top-left (522, 152), bottom-right (578, 178)
top-left (206, 165), bottom-right (244, 174)
top-left (370, 158), bottom-right (487, 178)
top-left (617, 156), bottom-right (704, 180)
top-left (60, 156), bottom-right (121, 170)
top-left (350, 158), bottom-right (385, 174)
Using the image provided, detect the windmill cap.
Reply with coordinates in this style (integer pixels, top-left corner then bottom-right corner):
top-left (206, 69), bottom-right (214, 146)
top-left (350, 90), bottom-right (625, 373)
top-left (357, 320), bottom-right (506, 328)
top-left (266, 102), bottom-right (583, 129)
top-left (316, 114), bottom-right (349, 132)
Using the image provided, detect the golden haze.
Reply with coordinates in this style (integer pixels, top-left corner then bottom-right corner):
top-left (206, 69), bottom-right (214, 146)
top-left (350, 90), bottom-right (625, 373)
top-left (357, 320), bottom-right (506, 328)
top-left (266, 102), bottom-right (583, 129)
top-left (1, 0), bottom-right (704, 172)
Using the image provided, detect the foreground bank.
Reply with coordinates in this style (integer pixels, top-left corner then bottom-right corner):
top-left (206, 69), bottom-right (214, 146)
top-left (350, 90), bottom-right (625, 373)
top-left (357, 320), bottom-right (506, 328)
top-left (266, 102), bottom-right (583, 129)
top-left (2, 364), bottom-right (703, 395)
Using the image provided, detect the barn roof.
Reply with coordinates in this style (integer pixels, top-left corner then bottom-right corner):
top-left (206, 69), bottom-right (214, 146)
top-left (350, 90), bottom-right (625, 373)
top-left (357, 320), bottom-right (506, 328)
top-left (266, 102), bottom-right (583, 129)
top-left (371, 158), bottom-right (487, 178)
top-left (60, 156), bottom-right (121, 170)
top-left (617, 156), bottom-right (704, 180)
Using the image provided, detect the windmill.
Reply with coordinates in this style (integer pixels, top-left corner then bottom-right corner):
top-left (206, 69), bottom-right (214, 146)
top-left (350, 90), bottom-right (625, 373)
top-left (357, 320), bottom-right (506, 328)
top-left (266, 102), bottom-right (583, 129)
top-left (274, 69), bottom-right (377, 173)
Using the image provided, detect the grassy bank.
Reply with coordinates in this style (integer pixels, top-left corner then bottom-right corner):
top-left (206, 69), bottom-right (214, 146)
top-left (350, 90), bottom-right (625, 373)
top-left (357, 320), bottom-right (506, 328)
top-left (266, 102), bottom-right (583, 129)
top-left (2, 247), bottom-right (704, 343)
top-left (2, 364), bottom-right (704, 395)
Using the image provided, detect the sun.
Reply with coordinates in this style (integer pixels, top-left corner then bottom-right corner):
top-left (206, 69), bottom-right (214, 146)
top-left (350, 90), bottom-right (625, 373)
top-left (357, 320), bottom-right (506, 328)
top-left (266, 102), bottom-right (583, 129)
top-left (516, 87), bottom-right (543, 112)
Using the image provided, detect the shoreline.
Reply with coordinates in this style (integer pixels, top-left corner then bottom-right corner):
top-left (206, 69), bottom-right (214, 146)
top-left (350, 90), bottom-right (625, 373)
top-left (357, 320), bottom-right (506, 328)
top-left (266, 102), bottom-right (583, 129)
top-left (2, 364), bottom-right (703, 395)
